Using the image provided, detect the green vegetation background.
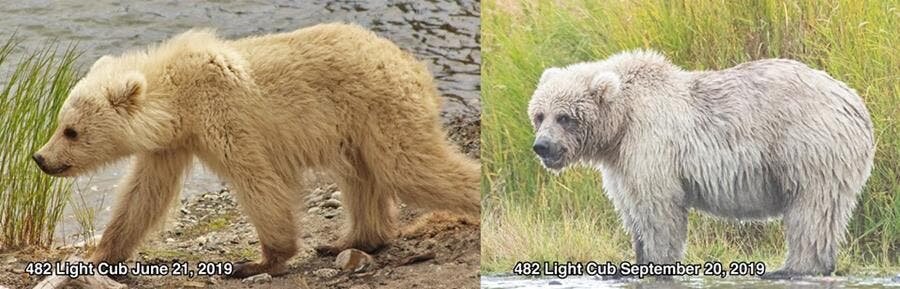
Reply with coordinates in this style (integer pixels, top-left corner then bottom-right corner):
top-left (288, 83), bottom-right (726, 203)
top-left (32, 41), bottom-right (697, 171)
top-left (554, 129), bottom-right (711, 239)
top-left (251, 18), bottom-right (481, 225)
top-left (0, 37), bottom-right (78, 251)
top-left (481, 0), bottom-right (899, 275)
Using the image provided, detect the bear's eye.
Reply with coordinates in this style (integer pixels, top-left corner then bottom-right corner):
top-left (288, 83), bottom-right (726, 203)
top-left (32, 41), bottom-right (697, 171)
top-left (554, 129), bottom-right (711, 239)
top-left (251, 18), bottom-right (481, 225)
top-left (63, 127), bottom-right (78, 140)
top-left (556, 114), bottom-right (574, 126)
top-left (534, 113), bottom-right (544, 126)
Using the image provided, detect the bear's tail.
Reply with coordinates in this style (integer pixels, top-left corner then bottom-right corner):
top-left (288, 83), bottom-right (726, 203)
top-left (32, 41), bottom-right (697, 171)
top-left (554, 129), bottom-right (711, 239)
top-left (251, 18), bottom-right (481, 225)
top-left (391, 144), bottom-right (480, 218)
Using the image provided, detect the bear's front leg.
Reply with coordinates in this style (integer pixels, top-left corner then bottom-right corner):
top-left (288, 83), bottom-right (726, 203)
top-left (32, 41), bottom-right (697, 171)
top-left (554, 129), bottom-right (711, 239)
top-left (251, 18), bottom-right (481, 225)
top-left (628, 201), bottom-right (688, 265)
top-left (619, 182), bottom-right (689, 279)
top-left (214, 145), bottom-right (299, 278)
top-left (91, 149), bottom-right (192, 265)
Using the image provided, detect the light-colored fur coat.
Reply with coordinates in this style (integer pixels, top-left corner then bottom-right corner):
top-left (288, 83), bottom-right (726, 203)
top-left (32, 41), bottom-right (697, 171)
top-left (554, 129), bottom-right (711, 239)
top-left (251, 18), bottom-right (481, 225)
top-left (35, 23), bottom-right (480, 278)
top-left (528, 50), bottom-right (874, 278)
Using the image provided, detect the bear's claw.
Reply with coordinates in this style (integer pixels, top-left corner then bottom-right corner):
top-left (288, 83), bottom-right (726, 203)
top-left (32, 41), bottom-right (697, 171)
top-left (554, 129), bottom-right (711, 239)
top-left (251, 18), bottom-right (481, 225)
top-left (760, 269), bottom-right (802, 280)
top-left (227, 261), bottom-right (288, 279)
top-left (315, 243), bottom-right (387, 256)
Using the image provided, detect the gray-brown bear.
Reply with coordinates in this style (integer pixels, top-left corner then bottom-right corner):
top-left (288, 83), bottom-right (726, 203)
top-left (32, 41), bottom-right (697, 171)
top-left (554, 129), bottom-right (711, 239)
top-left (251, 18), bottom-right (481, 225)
top-left (528, 50), bottom-right (874, 279)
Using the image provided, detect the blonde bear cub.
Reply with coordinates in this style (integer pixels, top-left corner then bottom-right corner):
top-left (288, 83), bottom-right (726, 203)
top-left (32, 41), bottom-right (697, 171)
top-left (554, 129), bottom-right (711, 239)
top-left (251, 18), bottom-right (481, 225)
top-left (34, 23), bottom-right (480, 278)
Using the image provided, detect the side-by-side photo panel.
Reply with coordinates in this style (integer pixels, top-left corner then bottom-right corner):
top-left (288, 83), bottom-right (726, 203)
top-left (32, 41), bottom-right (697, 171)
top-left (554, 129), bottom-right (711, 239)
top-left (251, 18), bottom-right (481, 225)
top-left (0, 1), bottom-right (480, 288)
top-left (481, 0), bottom-right (898, 288)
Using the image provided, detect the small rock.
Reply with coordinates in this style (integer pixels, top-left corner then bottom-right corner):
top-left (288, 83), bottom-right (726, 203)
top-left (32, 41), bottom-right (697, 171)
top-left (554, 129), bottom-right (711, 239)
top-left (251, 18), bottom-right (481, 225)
top-left (893, 274), bottom-right (900, 282)
top-left (196, 236), bottom-right (208, 245)
top-left (241, 273), bottom-right (272, 284)
top-left (419, 238), bottom-right (437, 249)
top-left (166, 238), bottom-right (175, 243)
top-left (349, 285), bottom-right (371, 289)
top-left (549, 280), bottom-right (562, 285)
top-left (331, 191), bottom-right (342, 200)
top-left (335, 249), bottom-right (374, 272)
top-left (3, 256), bottom-right (16, 264)
top-left (314, 268), bottom-right (340, 278)
top-left (321, 199), bottom-right (342, 209)
top-left (323, 209), bottom-right (340, 219)
top-left (307, 207), bottom-right (321, 214)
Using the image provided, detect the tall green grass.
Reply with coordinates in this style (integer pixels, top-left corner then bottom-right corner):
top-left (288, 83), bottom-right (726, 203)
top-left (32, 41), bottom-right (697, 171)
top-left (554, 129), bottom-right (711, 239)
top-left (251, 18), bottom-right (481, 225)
top-left (482, 0), bottom-right (899, 275)
top-left (0, 36), bottom-right (80, 251)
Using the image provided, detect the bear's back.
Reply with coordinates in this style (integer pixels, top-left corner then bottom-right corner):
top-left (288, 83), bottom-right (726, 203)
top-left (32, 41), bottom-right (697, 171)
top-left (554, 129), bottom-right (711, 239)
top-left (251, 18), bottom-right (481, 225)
top-left (227, 23), bottom-right (442, 114)
top-left (675, 59), bottom-right (874, 215)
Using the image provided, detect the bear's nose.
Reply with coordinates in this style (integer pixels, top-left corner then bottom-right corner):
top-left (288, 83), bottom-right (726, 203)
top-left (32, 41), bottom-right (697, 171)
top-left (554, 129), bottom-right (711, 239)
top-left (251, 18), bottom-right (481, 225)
top-left (533, 139), bottom-right (552, 157)
top-left (32, 154), bottom-right (45, 167)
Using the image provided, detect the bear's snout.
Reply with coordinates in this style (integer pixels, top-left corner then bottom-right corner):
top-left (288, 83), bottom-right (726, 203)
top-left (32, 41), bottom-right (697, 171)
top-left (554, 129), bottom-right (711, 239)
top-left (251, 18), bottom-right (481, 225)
top-left (533, 137), bottom-right (565, 168)
top-left (532, 138), bottom-right (553, 157)
top-left (32, 153), bottom-right (70, 175)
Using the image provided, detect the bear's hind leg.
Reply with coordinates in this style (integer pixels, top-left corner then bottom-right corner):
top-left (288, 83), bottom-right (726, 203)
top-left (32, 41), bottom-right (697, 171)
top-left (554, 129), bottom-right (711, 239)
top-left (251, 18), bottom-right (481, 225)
top-left (315, 147), bottom-right (398, 256)
top-left (764, 186), bottom-right (856, 279)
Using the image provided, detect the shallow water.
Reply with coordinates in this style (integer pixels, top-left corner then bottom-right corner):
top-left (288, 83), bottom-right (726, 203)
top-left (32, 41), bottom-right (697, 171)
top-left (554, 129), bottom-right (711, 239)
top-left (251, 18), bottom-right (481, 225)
top-left (0, 0), bottom-right (479, 243)
top-left (481, 275), bottom-right (900, 289)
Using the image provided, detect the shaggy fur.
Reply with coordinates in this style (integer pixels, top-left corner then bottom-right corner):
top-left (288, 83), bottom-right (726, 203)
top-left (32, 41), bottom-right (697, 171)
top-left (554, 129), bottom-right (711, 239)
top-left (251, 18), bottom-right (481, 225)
top-left (528, 50), bottom-right (874, 279)
top-left (34, 23), bottom-right (480, 278)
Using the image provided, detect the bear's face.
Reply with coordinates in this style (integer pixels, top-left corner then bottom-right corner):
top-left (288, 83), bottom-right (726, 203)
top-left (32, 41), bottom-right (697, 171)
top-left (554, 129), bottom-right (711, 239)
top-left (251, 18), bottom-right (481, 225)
top-left (33, 61), bottom-right (147, 177)
top-left (528, 67), bottom-right (622, 172)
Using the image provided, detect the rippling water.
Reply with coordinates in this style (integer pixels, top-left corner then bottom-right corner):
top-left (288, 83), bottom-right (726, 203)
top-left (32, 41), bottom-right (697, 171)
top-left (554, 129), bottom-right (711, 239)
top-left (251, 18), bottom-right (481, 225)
top-left (0, 0), bottom-right (480, 243)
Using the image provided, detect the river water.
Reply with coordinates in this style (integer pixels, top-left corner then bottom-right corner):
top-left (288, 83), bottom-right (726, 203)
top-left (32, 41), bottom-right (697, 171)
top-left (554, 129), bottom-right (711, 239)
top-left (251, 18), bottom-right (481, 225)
top-left (0, 0), bottom-right (480, 244)
top-left (481, 275), bottom-right (900, 289)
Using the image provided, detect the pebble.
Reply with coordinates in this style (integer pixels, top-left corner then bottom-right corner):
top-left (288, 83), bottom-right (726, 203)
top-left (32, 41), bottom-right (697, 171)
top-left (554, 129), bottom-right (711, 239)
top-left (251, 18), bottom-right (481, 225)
top-left (335, 249), bottom-right (374, 272)
top-left (893, 274), bottom-right (900, 282)
top-left (241, 273), bottom-right (272, 284)
top-left (314, 268), bottom-right (340, 278)
top-left (322, 199), bottom-right (342, 208)
top-left (349, 285), bottom-right (372, 289)
top-left (331, 191), bottom-right (342, 200)
top-left (323, 209), bottom-right (340, 219)
top-left (420, 238), bottom-right (437, 249)
top-left (308, 207), bottom-right (321, 214)
top-left (549, 280), bottom-right (562, 285)
top-left (309, 193), bottom-right (324, 201)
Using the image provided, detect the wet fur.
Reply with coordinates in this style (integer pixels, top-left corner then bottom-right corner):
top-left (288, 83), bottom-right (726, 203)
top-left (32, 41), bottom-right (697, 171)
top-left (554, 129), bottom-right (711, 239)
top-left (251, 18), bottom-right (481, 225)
top-left (529, 50), bottom-right (874, 277)
top-left (37, 23), bottom-right (479, 278)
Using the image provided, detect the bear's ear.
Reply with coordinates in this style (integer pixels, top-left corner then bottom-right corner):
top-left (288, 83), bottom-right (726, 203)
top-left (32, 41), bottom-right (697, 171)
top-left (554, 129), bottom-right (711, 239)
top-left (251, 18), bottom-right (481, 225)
top-left (589, 71), bottom-right (620, 100)
top-left (106, 72), bottom-right (146, 114)
top-left (91, 55), bottom-right (115, 71)
top-left (539, 67), bottom-right (562, 84)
